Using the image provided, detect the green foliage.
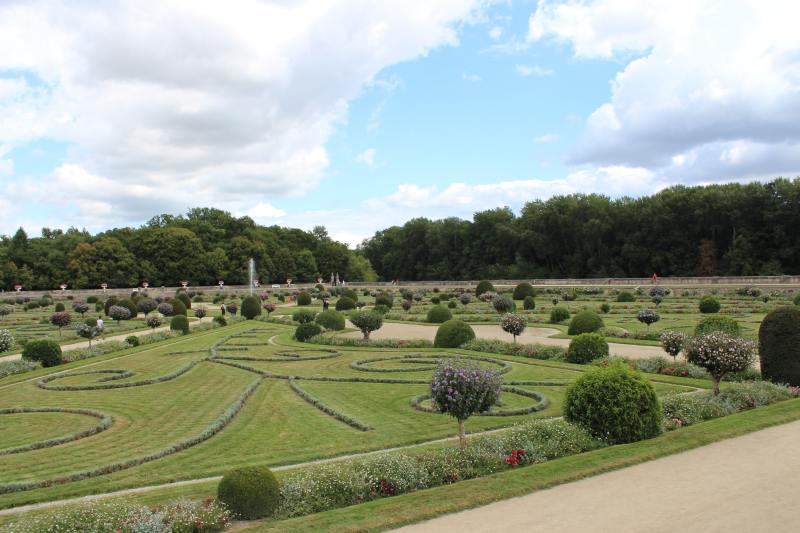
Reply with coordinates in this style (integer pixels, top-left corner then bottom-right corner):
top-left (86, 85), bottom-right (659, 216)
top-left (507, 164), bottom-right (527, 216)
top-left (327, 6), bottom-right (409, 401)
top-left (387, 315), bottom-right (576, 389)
top-left (564, 362), bottom-right (662, 444)
top-left (567, 333), bottom-right (609, 364)
top-left (176, 292), bottom-right (192, 310)
top-left (549, 306), bottom-right (570, 323)
top-left (342, 288), bottom-right (358, 301)
top-left (426, 305), bottom-right (453, 324)
top-left (759, 307), bottom-right (800, 386)
top-left (292, 309), bottom-right (317, 324)
top-left (335, 296), bottom-right (355, 311)
top-left (315, 310), bottom-right (345, 331)
top-left (373, 304), bottom-right (390, 315)
top-left (374, 292), bottom-right (393, 309)
top-left (218, 466), bottom-right (280, 519)
top-left (349, 310), bottom-right (383, 339)
top-left (475, 280), bottom-right (495, 297)
top-left (686, 332), bottom-right (756, 394)
top-left (294, 322), bottom-right (322, 342)
top-left (616, 291), bottom-right (635, 302)
top-left (103, 296), bottom-right (119, 316)
top-left (240, 295), bottom-right (262, 320)
top-left (523, 296), bottom-right (536, 310)
top-left (22, 339), bottom-right (63, 367)
top-left (567, 310), bottom-right (604, 335)
top-left (599, 302), bottom-right (611, 313)
top-left (126, 335), bottom-right (140, 346)
top-left (794, 293), bottom-right (800, 306)
top-left (171, 298), bottom-right (188, 317)
top-left (54, 302), bottom-right (65, 312)
top-left (169, 315), bottom-right (190, 334)
top-left (698, 295), bottom-right (721, 313)
top-left (434, 319), bottom-right (476, 348)
top-left (512, 282), bottom-right (536, 300)
top-left (0, 329), bottom-right (13, 353)
top-left (491, 295), bottom-right (515, 313)
top-left (117, 298), bottom-right (138, 319)
top-left (297, 291), bottom-right (312, 306)
top-left (694, 315), bottom-right (741, 336)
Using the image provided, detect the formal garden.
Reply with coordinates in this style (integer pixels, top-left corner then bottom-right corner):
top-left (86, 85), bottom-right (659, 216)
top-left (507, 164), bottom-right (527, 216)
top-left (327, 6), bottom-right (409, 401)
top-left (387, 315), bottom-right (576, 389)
top-left (0, 281), bottom-right (799, 531)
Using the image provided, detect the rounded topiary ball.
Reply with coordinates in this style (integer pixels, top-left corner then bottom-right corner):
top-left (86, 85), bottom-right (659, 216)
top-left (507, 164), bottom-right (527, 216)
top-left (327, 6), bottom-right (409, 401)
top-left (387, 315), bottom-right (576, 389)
top-left (567, 310), bottom-right (604, 335)
top-left (434, 319), bottom-right (476, 348)
top-left (297, 291), bottom-right (312, 306)
top-left (549, 306), bottom-right (571, 323)
top-left (176, 291), bottom-right (192, 310)
top-left (426, 305), bottom-right (453, 324)
top-left (315, 310), bottom-right (345, 331)
top-left (616, 291), bottom-right (635, 303)
top-left (374, 293), bottom-right (393, 309)
top-left (218, 466), bottom-right (280, 519)
top-left (475, 280), bottom-right (494, 297)
top-left (512, 282), bottom-right (536, 300)
top-left (698, 295), bottom-right (721, 314)
top-left (564, 362), bottom-right (662, 444)
top-left (240, 295), bottom-right (262, 320)
top-left (523, 296), bottom-right (536, 310)
top-left (294, 322), bottom-right (322, 342)
top-left (694, 315), bottom-right (740, 337)
top-left (117, 298), bottom-right (139, 319)
top-left (759, 307), bottom-right (800, 387)
top-left (170, 315), bottom-right (190, 334)
top-left (22, 339), bottom-right (63, 367)
top-left (566, 333), bottom-right (609, 364)
top-left (54, 302), bottom-right (66, 312)
top-left (335, 296), bottom-right (355, 311)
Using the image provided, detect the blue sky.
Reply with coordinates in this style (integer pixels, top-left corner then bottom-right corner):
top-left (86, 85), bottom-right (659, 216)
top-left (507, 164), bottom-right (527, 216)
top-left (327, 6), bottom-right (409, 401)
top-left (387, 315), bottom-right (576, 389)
top-left (1, 0), bottom-right (798, 245)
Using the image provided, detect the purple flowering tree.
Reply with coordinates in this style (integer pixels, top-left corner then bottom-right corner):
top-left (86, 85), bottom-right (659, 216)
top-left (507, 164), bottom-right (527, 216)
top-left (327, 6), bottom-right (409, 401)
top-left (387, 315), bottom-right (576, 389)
top-left (50, 311), bottom-right (72, 336)
top-left (430, 359), bottom-right (502, 448)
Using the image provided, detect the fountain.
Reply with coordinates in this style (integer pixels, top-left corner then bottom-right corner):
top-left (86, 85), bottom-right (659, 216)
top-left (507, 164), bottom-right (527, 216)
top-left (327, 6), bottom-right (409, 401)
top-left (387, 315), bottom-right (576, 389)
top-left (248, 257), bottom-right (256, 295)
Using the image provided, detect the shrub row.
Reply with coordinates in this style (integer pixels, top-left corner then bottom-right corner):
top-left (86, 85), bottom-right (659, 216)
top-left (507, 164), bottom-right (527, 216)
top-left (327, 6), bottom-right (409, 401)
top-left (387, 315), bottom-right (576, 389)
top-left (0, 359), bottom-right (41, 379)
top-left (287, 378), bottom-right (371, 431)
top-left (306, 335), bottom-right (434, 349)
top-left (461, 338), bottom-right (566, 361)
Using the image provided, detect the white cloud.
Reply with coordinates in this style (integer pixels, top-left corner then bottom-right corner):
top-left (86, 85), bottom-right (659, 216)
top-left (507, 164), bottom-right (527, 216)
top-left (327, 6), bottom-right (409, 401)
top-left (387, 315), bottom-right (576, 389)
top-left (529, 0), bottom-right (800, 182)
top-left (488, 26), bottom-right (503, 40)
top-left (0, 159), bottom-right (12, 176)
top-left (245, 202), bottom-right (287, 221)
top-left (462, 72), bottom-right (483, 82)
top-left (356, 148), bottom-right (376, 166)
top-left (515, 64), bottom-right (554, 77)
top-left (0, 0), bottom-right (483, 227)
top-left (534, 133), bottom-right (559, 143)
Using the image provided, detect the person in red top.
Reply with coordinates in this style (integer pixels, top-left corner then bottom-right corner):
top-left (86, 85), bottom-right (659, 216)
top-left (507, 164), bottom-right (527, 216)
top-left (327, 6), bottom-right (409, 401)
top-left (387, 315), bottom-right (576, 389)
top-left (652, 273), bottom-right (658, 283)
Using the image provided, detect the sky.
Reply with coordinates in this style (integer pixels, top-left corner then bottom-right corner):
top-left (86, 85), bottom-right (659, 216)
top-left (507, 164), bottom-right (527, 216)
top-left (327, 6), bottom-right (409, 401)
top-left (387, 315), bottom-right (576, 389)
top-left (1, 0), bottom-right (799, 246)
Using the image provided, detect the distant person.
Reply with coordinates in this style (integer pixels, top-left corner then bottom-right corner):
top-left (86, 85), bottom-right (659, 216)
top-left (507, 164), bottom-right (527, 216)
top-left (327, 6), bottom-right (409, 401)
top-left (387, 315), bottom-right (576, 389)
top-left (220, 304), bottom-right (226, 316)
top-left (322, 299), bottom-right (329, 311)
top-left (96, 316), bottom-right (105, 339)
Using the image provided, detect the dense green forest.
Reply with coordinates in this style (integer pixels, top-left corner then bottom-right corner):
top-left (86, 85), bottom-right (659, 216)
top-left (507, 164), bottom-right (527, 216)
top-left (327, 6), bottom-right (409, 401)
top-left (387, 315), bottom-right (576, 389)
top-left (360, 179), bottom-right (800, 280)
top-left (2, 179), bottom-right (799, 289)
top-left (0, 208), bottom-right (376, 290)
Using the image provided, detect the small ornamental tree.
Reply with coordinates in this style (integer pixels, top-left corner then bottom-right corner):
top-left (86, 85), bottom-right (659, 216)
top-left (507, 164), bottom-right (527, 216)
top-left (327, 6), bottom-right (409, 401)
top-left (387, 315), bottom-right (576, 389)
top-left (146, 314), bottom-right (163, 330)
top-left (698, 295), bottom-right (721, 314)
top-left (50, 311), bottom-right (72, 336)
top-left (157, 302), bottom-right (173, 316)
top-left (194, 307), bottom-right (207, 319)
top-left (293, 309), bottom-right (316, 324)
top-left (137, 298), bottom-right (157, 316)
top-left (500, 313), bottom-right (527, 343)
top-left (636, 309), bottom-right (661, 329)
top-left (685, 332), bottom-right (756, 395)
top-left (75, 323), bottom-right (99, 347)
top-left (263, 303), bottom-right (276, 316)
top-left (72, 302), bottom-right (89, 317)
top-left (226, 303), bottom-right (238, 315)
top-left (108, 305), bottom-right (131, 325)
top-left (430, 358), bottom-right (502, 448)
top-left (0, 329), bottom-right (13, 353)
top-left (0, 305), bottom-right (11, 321)
top-left (401, 300), bottom-right (412, 312)
top-left (349, 310), bottom-right (383, 339)
top-left (523, 296), bottom-right (536, 310)
top-left (459, 293), bottom-right (472, 306)
top-left (491, 295), bottom-right (515, 313)
top-left (659, 330), bottom-right (686, 361)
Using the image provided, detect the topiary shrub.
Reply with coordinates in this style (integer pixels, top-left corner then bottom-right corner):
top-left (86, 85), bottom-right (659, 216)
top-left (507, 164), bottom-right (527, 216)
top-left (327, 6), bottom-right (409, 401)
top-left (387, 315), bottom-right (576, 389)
top-left (491, 295), bottom-right (515, 313)
top-left (157, 302), bottom-right (173, 316)
top-left (86, 295), bottom-right (98, 304)
top-left (126, 335), bottom-right (140, 347)
top-left (447, 300), bottom-right (457, 309)
top-left (373, 304), bottom-right (389, 315)
top-left (103, 296), bottom-right (119, 316)
top-left (293, 309), bottom-right (316, 324)
top-left (512, 282), bottom-right (536, 300)
top-left (146, 314), bottom-right (163, 329)
top-left (430, 296), bottom-right (440, 305)
top-left (0, 329), bottom-right (14, 353)
top-left (240, 296), bottom-right (262, 320)
top-left (523, 296), bottom-right (536, 310)
top-left (218, 466), bottom-right (280, 519)
top-left (698, 295), bottom-right (721, 313)
top-left (335, 296), bottom-right (355, 311)
top-left (475, 280), bottom-right (494, 297)
top-left (176, 292), bottom-right (192, 310)
top-left (170, 315), bottom-right (190, 334)
top-left (54, 302), bottom-right (65, 312)
top-left (566, 333), bottom-right (609, 364)
top-left (616, 291), bottom-right (635, 302)
top-left (500, 313), bottom-right (527, 343)
top-left (341, 288), bottom-right (358, 301)
top-left (22, 339), bottom-right (63, 367)
top-left (297, 291), bottom-right (312, 306)
top-left (794, 293), bottom-right (800, 306)
top-left (636, 308), bottom-right (661, 329)
top-left (350, 310), bottom-right (383, 339)
top-left (108, 305), bottom-right (131, 324)
top-left (117, 298), bottom-right (139, 319)
top-left (564, 362), bottom-right (662, 443)
top-left (171, 299), bottom-right (188, 317)
top-left (599, 302), bottom-right (611, 314)
top-left (137, 298), bottom-right (157, 316)
top-left (213, 316), bottom-right (227, 327)
top-left (426, 305), bottom-right (452, 324)
top-left (433, 319), bottom-right (476, 348)
top-left (694, 315), bottom-right (741, 337)
top-left (294, 322), bottom-right (322, 342)
top-left (374, 293), bottom-right (393, 309)
top-left (759, 307), bottom-right (800, 387)
top-left (686, 332), bottom-right (756, 394)
top-left (567, 310), bottom-right (604, 335)
top-left (315, 310), bottom-right (345, 331)
top-left (550, 306), bottom-right (570, 323)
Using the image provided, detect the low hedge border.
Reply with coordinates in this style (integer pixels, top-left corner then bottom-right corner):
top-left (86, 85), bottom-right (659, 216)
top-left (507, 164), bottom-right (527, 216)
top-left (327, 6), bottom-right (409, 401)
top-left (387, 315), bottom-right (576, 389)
top-left (350, 354), bottom-right (512, 375)
top-left (410, 386), bottom-right (549, 417)
top-left (0, 407), bottom-right (113, 456)
top-left (209, 359), bottom-right (430, 385)
top-left (0, 378), bottom-right (262, 495)
top-left (36, 360), bottom-right (202, 391)
top-left (216, 348), bottom-right (342, 363)
top-left (287, 378), bottom-right (371, 431)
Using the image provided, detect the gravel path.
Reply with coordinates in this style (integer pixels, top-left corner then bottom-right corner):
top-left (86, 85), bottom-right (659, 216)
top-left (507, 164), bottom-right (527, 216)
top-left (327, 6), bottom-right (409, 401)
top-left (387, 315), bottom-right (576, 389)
top-left (392, 419), bottom-right (800, 533)
top-left (342, 321), bottom-right (667, 360)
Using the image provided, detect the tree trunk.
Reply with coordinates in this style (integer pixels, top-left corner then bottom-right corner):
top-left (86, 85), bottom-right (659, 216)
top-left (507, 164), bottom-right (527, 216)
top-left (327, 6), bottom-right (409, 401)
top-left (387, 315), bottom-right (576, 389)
top-left (458, 419), bottom-right (466, 449)
top-left (513, 334), bottom-right (517, 344)
top-left (363, 330), bottom-right (370, 340)
top-left (713, 376), bottom-right (721, 395)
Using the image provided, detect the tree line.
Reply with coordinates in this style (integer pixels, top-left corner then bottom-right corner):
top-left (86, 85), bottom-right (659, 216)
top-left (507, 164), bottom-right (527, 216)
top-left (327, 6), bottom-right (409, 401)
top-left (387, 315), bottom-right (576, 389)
top-left (359, 178), bottom-right (800, 280)
top-left (0, 208), bottom-right (376, 290)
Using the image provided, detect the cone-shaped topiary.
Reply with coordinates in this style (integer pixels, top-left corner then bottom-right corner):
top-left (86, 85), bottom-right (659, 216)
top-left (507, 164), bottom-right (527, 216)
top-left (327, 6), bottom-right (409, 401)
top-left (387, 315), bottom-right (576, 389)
top-left (171, 299), bottom-right (188, 317)
top-left (564, 362), bottom-right (662, 444)
top-left (759, 307), bottom-right (800, 387)
top-left (567, 310), bottom-right (604, 335)
top-left (218, 466), bottom-right (280, 519)
top-left (170, 314), bottom-right (189, 334)
top-left (176, 292), bottom-right (192, 310)
top-left (426, 305), bottom-right (452, 324)
top-left (240, 295), bottom-right (262, 320)
top-left (434, 319), bottom-right (476, 348)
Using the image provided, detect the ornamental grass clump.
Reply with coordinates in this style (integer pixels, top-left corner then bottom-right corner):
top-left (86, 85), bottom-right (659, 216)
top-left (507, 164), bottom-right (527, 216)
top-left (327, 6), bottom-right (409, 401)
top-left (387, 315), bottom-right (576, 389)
top-left (685, 332), bottom-right (756, 395)
top-left (430, 359), bottom-right (502, 448)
